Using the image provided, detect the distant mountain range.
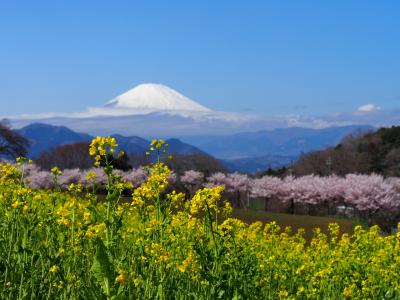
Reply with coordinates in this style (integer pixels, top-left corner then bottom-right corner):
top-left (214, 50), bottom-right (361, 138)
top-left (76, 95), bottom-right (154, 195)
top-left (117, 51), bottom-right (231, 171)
top-left (181, 125), bottom-right (374, 159)
top-left (18, 123), bottom-right (93, 158)
top-left (16, 123), bottom-right (374, 173)
top-left (19, 123), bottom-right (204, 159)
top-left (222, 155), bottom-right (296, 174)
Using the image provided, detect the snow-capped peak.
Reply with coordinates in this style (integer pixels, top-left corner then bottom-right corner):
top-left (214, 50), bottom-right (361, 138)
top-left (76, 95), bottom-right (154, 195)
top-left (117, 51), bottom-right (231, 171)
top-left (104, 83), bottom-right (211, 112)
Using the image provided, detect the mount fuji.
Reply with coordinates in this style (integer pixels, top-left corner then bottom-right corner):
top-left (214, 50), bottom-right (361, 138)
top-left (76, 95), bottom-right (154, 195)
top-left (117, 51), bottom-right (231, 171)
top-left (104, 83), bottom-right (211, 113)
top-left (85, 83), bottom-right (213, 118)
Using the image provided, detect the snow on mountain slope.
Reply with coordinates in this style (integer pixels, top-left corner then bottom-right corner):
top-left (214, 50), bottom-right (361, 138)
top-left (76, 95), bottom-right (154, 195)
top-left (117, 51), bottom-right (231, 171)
top-left (105, 83), bottom-right (210, 112)
top-left (85, 83), bottom-right (212, 117)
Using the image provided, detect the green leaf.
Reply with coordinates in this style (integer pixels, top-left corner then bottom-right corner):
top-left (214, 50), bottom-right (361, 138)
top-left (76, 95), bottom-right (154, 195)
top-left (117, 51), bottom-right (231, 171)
top-left (90, 238), bottom-right (115, 297)
top-left (111, 293), bottom-right (126, 300)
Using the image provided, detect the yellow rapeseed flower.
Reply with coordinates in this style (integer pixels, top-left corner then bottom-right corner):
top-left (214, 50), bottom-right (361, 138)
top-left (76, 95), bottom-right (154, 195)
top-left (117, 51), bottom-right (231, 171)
top-left (51, 166), bottom-right (62, 176)
top-left (115, 273), bottom-right (128, 285)
top-left (49, 265), bottom-right (58, 273)
top-left (11, 200), bottom-right (21, 209)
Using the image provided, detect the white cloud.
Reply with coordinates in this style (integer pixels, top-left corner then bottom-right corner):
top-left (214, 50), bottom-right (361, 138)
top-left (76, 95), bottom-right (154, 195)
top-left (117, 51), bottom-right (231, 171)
top-left (356, 103), bottom-right (381, 113)
top-left (7, 106), bottom-right (400, 136)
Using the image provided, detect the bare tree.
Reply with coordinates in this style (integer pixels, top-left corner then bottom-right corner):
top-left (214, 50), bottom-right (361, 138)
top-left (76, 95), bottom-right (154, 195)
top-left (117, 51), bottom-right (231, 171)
top-left (36, 142), bottom-right (93, 170)
top-left (384, 149), bottom-right (400, 177)
top-left (0, 119), bottom-right (30, 159)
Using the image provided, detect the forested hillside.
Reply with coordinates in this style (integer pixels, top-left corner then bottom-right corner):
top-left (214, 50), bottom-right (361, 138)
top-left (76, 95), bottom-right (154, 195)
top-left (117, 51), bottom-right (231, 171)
top-left (293, 126), bottom-right (400, 176)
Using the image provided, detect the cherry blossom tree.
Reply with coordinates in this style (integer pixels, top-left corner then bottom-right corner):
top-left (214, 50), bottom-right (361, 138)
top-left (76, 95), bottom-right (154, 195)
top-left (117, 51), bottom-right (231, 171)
top-left (343, 174), bottom-right (400, 219)
top-left (180, 170), bottom-right (204, 196)
top-left (122, 167), bottom-right (148, 187)
top-left (26, 169), bottom-right (54, 189)
top-left (205, 172), bottom-right (228, 188)
top-left (15, 163), bottom-right (400, 226)
top-left (58, 168), bottom-right (82, 188)
top-left (251, 176), bottom-right (283, 210)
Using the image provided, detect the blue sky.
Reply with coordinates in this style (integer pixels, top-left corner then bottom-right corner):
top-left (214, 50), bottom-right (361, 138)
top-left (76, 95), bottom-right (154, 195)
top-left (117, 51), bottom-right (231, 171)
top-left (1, 1), bottom-right (399, 117)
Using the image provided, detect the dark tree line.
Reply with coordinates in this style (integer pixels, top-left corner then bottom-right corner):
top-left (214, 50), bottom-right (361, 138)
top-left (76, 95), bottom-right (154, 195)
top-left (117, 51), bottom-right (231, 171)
top-left (291, 126), bottom-right (400, 177)
top-left (36, 142), bottom-right (132, 171)
top-left (0, 119), bottom-right (30, 159)
top-left (35, 141), bottom-right (227, 174)
top-left (36, 142), bottom-right (94, 170)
